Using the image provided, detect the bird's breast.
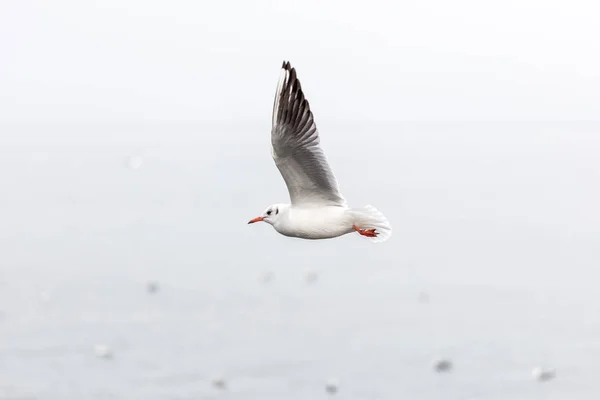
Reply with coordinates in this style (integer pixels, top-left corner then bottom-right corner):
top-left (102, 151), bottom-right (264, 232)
top-left (273, 206), bottom-right (353, 239)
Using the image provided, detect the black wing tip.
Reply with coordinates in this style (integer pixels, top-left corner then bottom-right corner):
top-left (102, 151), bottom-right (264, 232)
top-left (281, 60), bottom-right (292, 70)
top-left (275, 60), bottom-right (313, 130)
top-left (279, 60), bottom-right (302, 96)
top-left (280, 61), bottom-right (298, 88)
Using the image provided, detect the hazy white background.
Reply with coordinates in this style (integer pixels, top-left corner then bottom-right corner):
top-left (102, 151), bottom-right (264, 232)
top-left (1, 0), bottom-right (599, 123)
top-left (1, 1), bottom-right (599, 399)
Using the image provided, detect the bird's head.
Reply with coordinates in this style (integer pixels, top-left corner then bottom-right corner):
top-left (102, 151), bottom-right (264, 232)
top-left (248, 203), bottom-right (288, 226)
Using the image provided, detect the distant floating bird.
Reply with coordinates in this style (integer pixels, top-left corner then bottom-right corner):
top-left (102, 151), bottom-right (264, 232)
top-left (247, 61), bottom-right (391, 243)
top-left (532, 366), bottom-right (556, 382)
top-left (433, 359), bottom-right (453, 373)
top-left (211, 376), bottom-right (227, 390)
top-left (146, 281), bottom-right (159, 294)
top-left (325, 379), bottom-right (339, 395)
top-left (94, 345), bottom-right (113, 359)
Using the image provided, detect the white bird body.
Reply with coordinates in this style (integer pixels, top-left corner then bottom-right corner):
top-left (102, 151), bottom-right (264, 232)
top-left (272, 205), bottom-right (352, 239)
top-left (249, 61), bottom-right (392, 243)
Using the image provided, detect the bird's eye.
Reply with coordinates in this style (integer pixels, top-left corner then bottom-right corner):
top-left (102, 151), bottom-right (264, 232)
top-left (266, 210), bottom-right (272, 216)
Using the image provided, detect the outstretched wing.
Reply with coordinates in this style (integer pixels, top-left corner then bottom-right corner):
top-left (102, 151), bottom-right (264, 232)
top-left (270, 61), bottom-right (346, 207)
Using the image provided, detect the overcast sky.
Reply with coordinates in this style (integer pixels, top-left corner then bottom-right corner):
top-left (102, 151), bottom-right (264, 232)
top-left (1, 0), bottom-right (599, 123)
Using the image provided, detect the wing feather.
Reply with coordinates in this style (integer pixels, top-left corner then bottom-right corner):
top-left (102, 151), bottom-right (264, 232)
top-left (270, 61), bottom-right (346, 207)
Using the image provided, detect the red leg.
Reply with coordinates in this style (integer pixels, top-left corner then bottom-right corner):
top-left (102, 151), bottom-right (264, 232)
top-left (353, 225), bottom-right (378, 238)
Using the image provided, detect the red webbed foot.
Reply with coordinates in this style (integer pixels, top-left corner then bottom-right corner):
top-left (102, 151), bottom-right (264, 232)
top-left (353, 225), bottom-right (378, 238)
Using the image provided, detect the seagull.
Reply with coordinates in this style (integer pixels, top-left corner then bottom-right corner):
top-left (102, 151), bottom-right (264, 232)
top-left (248, 61), bottom-right (392, 243)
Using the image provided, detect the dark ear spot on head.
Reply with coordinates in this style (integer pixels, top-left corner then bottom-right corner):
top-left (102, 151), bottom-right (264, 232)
top-left (275, 208), bottom-right (279, 215)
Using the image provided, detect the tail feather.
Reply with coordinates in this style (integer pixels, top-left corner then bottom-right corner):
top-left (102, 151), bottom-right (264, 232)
top-left (350, 205), bottom-right (392, 243)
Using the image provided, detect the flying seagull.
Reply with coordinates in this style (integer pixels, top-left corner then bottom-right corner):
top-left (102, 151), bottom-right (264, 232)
top-left (248, 61), bottom-right (392, 243)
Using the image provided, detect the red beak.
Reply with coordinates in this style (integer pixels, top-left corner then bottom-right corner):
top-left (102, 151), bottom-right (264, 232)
top-left (248, 216), bottom-right (264, 224)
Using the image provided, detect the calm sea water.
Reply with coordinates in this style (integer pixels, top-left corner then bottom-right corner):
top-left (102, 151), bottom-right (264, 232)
top-left (1, 122), bottom-right (599, 399)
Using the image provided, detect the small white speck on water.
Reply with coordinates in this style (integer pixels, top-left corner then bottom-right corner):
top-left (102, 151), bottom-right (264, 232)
top-left (39, 291), bottom-right (51, 303)
top-left (211, 376), bottom-right (227, 390)
top-left (146, 281), bottom-right (159, 293)
top-left (128, 155), bottom-right (143, 170)
top-left (433, 359), bottom-right (453, 372)
top-left (94, 345), bottom-right (113, 359)
top-left (532, 366), bottom-right (555, 382)
top-left (29, 151), bottom-right (49, 165)
top-left (418, 291), bottom-right (430, 304)
top-left (305, 270), bottom-right (318, 284)
top-left (325, 379), bottom-right (339, 395)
